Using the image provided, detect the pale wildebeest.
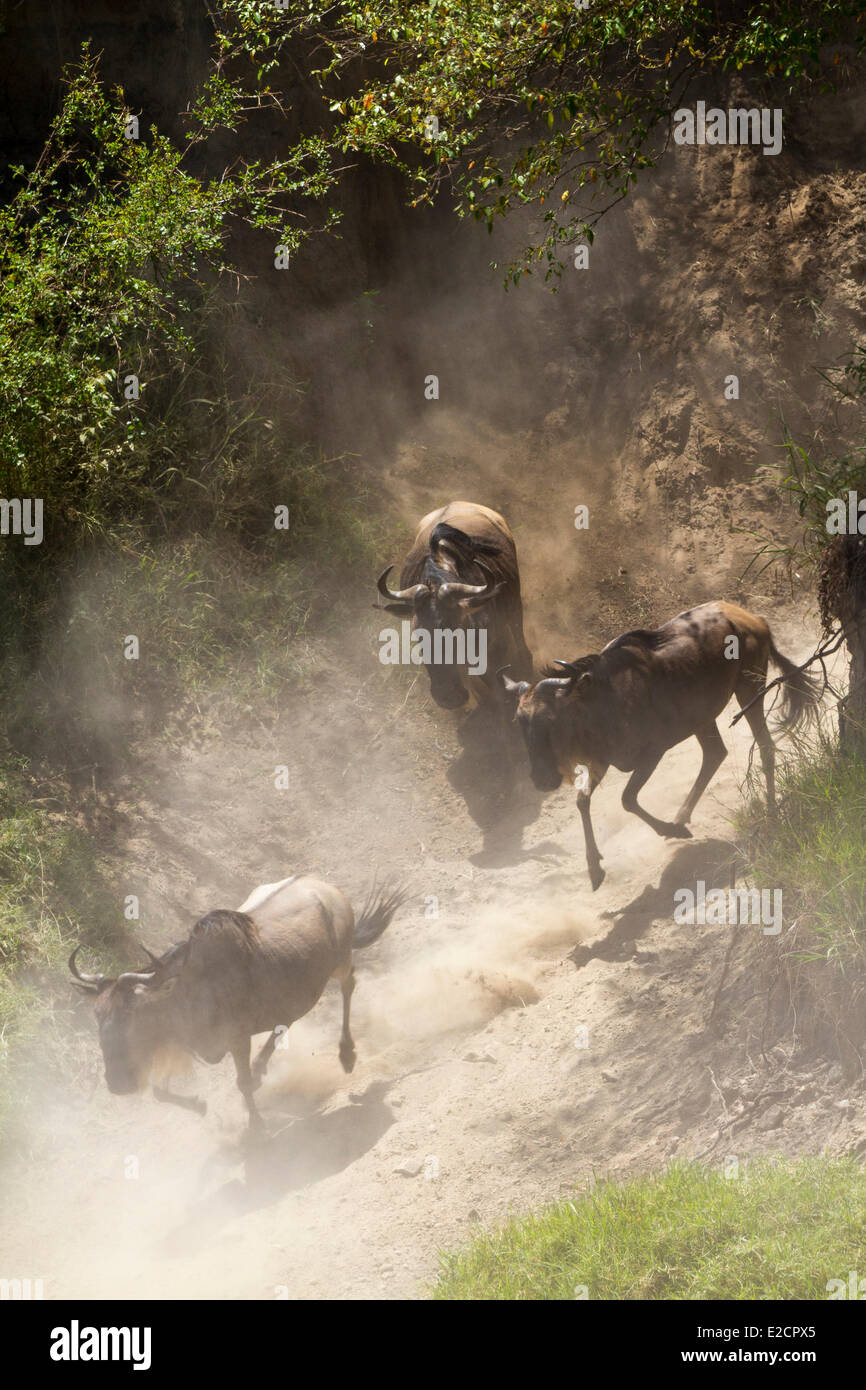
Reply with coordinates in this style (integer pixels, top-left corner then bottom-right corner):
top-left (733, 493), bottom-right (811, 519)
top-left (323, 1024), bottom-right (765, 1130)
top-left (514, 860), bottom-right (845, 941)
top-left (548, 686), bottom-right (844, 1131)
top-left (377, 501), bottom-right (533, 709)
top-left (501, 601), bottom-right (819, 890)
top-left (69, 875), bottom-right (404, 1134)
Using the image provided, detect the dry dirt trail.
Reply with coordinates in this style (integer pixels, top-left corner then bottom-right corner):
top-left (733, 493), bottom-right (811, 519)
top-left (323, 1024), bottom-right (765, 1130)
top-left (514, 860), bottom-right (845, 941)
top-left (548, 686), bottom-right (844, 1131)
top-left (2, 604), bottom-right (860, 1302)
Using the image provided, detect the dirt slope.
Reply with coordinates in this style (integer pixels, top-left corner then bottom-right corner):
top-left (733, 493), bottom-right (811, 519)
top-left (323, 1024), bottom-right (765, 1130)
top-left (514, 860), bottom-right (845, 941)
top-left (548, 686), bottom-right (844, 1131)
top-left (1, 607), bottom-right (860, 1301)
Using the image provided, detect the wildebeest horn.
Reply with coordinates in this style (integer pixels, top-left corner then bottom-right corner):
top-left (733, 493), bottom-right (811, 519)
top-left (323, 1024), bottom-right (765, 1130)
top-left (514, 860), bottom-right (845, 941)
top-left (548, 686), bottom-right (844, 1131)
top-left (68, 945), bottom-right (108, 993)
top-left (136, 943), bottom-right (163, 974)
top-left (116, 971), bottom-right (160, 987)
top-left (438, 559), bottom-right (498, 602)
top-left (536, 676), bottom-right (575, 693)
top-left (498, 665), bottom-right (530, 697)
top-left (376, 567), bottom-right (429, 605)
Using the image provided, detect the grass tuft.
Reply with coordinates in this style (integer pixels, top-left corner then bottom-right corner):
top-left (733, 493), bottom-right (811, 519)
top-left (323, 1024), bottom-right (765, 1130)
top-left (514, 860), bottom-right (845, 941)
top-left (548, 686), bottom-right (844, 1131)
top-left (433, 1158), bottom-right (866, 1300)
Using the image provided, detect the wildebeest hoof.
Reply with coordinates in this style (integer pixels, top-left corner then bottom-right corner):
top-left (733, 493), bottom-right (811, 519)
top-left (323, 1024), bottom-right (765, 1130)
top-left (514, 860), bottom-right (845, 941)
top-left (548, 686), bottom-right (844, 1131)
top-left (589, 866), bottom-right (605, 891)
top-left (664, 822), bottom-right (692, 839)
top-left (339, 1042), bottom-right (357, 1074)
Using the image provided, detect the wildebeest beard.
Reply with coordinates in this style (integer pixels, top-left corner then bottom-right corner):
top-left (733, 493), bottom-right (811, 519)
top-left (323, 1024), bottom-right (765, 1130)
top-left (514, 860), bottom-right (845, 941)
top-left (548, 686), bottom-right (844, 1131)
top-left (522, 718), bottom-right (562, 790)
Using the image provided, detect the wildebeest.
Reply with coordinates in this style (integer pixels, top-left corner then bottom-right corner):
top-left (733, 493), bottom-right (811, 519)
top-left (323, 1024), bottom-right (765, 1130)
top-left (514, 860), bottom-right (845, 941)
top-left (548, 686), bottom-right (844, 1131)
top-left (501, 601), bottom-right (819, 890)
top-left (69, 875), bottom-right (404, 1134)
top-left (377, 501), bottom-right (533, 709)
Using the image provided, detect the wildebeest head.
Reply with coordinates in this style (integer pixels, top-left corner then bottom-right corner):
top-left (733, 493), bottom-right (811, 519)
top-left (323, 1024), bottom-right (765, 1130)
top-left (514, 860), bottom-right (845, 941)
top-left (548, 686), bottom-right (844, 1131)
top-left (377, 557), bottom-right (503, 709)
top-left (501, 657), bottom-right (599, 791)
top-left (69, 944), bottom-right (184, 1095)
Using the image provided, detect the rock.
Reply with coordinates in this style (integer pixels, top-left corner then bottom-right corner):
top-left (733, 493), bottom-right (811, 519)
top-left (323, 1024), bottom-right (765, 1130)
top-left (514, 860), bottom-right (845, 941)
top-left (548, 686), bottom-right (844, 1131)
top-left (393, 1158), bottom-right (424, 1177)
top-left (601, 1069), bottom-right (619, 1083)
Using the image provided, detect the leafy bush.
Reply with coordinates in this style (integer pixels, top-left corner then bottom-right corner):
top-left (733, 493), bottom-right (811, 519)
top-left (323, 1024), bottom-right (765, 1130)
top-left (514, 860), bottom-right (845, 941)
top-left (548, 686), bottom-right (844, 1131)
top-left (243, 0), bottom-right (866, 281)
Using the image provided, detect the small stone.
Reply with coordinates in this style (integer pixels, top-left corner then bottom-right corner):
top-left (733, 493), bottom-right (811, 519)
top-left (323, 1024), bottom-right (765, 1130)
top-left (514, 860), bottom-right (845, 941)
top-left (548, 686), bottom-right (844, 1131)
top-left (393, 1158), bottom-right (424, 1177)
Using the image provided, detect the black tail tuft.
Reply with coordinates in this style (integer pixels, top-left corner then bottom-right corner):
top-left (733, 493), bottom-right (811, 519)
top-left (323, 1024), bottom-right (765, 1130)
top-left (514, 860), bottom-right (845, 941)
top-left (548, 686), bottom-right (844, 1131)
top-left (768, 638), bottom-right (822, 735)
top-left (353, 881), bottom-right (408, 949)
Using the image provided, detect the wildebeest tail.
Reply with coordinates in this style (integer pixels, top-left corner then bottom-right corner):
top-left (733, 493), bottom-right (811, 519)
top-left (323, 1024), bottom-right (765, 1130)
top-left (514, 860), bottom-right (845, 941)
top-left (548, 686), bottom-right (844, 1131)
top-left (353, 882), bottom-right (407, 949)
top-left (768, 636), bottom-right (821, 735)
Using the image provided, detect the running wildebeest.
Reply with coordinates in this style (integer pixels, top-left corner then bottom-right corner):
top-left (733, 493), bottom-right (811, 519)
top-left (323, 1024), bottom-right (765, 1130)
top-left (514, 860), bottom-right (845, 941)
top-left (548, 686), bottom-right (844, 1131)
top-left (501, 601), bottom-right (819, 890)
top-left (69, 875), bottom-right (404, 1134)
top-left (377, 501), bottom-right (533, 709)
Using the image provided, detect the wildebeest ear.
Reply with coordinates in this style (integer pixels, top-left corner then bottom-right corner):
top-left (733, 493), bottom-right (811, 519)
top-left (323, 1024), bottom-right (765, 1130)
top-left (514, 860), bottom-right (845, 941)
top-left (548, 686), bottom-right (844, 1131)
top-left (498, 666), bottom-right (530, 698)
top-left (554, 660), bottom-right (595, 687)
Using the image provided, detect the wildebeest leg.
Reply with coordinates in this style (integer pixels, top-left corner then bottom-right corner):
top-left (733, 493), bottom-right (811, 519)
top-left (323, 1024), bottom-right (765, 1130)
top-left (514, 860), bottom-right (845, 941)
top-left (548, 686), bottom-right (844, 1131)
top-left (152, 1084), bottom-right (207, 1116)
top-left (335, 964), bottom-right (356, 1073)
top-left (675, 722), bottom-right (727, 824)
top-left (575, 761), bottom-right (608, 892)
top-left (230, 1041), bottom-right (264, 1135)
top-left (735, 677), bottom-right (776, 809)
top-left (251, 1028), bottom-right (282, 1089)
top-left (622, 755), bottom-right (692, 840)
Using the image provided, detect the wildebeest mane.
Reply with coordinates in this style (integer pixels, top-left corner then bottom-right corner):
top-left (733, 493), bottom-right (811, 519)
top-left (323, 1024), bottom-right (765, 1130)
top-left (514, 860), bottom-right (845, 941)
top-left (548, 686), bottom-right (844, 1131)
top-left (191, 909), bottom-right (259, 949)
top-left (538, 630), bottom-right (671, 684)
top-left (429, 521), bottom-right (502, 558)
top-left (170, 911), bottom-right (262, 1059)
top-left (605, 627), bottom-right (669, 653)
top-left (403, 520), bottom-right (513, 589)
top-left (539, 654), bottom-right (600, 680)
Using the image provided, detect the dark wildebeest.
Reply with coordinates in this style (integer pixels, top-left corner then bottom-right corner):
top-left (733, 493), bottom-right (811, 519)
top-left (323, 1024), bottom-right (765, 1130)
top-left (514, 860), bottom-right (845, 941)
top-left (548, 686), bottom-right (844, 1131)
top-left (501, 601), bottom-right (819, 890)
top-left (69, 875), bottom-right (404, 1134)
top-left (377, 501), bottom-right (533, 709)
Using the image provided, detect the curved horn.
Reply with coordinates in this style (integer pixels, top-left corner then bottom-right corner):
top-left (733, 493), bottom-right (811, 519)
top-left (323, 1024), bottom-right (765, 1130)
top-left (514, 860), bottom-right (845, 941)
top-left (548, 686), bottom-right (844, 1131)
top-left (136, 943), bottom-right (163, 974)
top-left (554, 659), bottom-right (582, 676)
top-left (68, 945), bottom-right (107, 993)
top-left (377, 566), bottom-right (429, 606)
top-left (498, 665), bottom-right (530, 697)
top-left (535, 676), bottom-right (574, 694)
top-left (116, 971), bottom-right (160, 987)
top-left (439, 560), bottom-right (498, 602)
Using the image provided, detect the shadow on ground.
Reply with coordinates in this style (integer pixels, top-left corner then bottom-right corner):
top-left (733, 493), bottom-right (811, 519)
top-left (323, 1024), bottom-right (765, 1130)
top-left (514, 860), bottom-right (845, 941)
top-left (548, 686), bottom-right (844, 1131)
top-left (159, 1080), bottom-right (394, 1256)
top-left (568, 837), bottom-right (739, 967)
